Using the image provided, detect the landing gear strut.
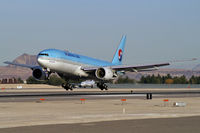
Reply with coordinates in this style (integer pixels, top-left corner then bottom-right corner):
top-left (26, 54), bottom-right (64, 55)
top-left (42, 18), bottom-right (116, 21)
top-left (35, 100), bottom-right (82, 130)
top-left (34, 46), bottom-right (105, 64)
top-left (97, 82), bottom-right (108, 90)
top-left (62, 83), bottom-right (73, 91)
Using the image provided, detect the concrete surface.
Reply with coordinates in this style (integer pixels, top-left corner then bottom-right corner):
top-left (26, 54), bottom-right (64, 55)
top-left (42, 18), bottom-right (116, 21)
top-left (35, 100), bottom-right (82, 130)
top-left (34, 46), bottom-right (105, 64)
top-left (0, 84), bottom-right (61, 89)
top-left (0, 97), bottom-right (200, 128)
top-left (1, 116), bottom-right (200, 133)
top-left (1, 85), bottom-right (200, 93)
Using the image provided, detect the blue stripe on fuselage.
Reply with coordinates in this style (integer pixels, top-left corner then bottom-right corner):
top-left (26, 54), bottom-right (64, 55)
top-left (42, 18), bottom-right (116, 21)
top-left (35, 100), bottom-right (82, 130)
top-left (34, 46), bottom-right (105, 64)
top-left (38, 49), bottom-right (114, 67)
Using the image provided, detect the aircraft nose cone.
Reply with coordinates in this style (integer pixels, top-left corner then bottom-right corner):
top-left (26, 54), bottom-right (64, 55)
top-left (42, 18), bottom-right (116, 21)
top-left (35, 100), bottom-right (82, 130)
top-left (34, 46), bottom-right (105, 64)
top-left (37, 56), bottom-right (48, 68)
top-left (37, 57), bottom-right (42, 65)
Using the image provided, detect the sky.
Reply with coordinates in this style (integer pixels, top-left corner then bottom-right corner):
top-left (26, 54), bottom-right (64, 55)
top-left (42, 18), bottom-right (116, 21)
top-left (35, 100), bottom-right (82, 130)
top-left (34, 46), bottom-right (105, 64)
top-left (0, 0), bottom-right (200, 69)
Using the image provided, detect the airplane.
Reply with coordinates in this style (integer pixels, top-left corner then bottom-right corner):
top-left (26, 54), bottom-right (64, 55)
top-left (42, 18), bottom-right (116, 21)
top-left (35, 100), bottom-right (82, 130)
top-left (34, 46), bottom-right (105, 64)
top-left (80, 80), bottom-right (95, 88)
top-left (4, 36), bottom-right (170, 90)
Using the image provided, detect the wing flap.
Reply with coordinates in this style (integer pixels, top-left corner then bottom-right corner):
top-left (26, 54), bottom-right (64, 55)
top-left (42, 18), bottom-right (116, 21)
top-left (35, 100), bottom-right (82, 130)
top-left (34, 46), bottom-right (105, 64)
top-left (82, 63), bottom-right (170, 72)
top-left (111, 63), bottom-right (170, 72)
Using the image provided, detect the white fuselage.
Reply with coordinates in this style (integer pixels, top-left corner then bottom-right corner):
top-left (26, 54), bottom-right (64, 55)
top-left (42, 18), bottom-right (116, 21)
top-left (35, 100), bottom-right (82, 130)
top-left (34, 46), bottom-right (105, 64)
top-left (37, 56), bottom-right (89, 77)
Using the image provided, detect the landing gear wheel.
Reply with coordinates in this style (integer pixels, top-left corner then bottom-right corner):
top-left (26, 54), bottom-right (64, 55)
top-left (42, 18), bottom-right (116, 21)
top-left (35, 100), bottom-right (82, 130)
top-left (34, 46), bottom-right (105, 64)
top-left (103, 84), bottom-right (108, 90)
top-left (68, 84), bottom-right (73, 90)
top-left (97, 83), bottom-right (108, 91)
top-left (62, 83), bottom-right (73, 91)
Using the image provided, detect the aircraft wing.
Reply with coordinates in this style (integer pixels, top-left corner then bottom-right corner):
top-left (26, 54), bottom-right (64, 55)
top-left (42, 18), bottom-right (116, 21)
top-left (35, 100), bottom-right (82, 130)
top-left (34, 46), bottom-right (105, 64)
top-left (4, 61), bottom-right (38, 70)
top-left (82, 63), bottom-right (170, 72)
top-left (110, 63), bottom-right (170, 72)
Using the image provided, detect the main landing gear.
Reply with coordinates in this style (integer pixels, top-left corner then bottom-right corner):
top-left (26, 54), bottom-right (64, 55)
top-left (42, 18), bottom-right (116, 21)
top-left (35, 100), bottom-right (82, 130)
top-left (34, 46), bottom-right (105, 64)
top-left (62, 82), bottom-right (108, 91)
top-left (97, 82), bottom-right (108, 90)
top-left (62, 83), bottom-right (73, 91)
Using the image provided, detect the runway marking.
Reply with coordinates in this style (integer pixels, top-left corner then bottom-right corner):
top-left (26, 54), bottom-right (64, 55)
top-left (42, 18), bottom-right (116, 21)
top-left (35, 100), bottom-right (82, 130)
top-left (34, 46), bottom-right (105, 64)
top-left (93, 94), bottom-right (146, 97)
top-left (71, 113), bottom-right (179, 119)
top-left (80, 123), bottom-right (96, 126)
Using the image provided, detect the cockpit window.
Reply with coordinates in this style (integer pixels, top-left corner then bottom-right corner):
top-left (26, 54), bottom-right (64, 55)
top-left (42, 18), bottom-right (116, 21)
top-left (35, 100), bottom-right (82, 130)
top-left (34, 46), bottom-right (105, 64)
top-left (39, 53), bottom-right (49, 56)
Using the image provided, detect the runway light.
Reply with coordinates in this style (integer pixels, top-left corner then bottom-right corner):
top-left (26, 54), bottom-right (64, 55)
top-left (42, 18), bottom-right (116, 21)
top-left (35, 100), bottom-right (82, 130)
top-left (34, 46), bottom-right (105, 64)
top-left (163, 99), bottom-right (169, 107)
top-left (80, 98), bottom-right (86, 104)
top-left (163, 99), bottom-right (169, 102)
top-left (40, 98), bottom-right (45, 101)
top-left (121, 99), bottom-right (126, 102)
top-left (121, 99), bottom-right (127, 105)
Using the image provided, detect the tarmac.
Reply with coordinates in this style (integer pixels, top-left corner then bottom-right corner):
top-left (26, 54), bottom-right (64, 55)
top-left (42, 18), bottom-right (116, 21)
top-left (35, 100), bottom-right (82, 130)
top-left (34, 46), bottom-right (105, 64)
top-left (0, 85), bottom-right (200, 132)
top-left (1, 116), bottom-right (200, 133)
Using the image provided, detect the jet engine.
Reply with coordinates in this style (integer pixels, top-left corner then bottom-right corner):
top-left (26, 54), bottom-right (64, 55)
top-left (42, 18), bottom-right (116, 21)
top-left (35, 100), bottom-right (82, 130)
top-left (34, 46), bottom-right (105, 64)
top-left (95, 67), bottom-right (114, 80)
top-left (32, 67), bottom-right (47, 80)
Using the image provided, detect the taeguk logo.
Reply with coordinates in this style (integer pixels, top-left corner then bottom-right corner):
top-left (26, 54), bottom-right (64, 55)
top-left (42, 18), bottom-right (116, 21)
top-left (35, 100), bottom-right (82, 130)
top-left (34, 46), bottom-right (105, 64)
top-left (118, 49), bottom-right (123, 61)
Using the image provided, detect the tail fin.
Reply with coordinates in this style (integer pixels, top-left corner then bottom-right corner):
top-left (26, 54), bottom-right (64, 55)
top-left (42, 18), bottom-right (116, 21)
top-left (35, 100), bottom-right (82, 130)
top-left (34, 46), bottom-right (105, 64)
top-left (112, 35), bottom-right (126, 65)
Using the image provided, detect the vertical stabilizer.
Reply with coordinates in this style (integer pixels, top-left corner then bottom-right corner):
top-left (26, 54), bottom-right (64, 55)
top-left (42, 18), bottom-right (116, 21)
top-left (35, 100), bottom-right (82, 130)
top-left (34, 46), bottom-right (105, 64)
top-left (111, 35), bottom-right (126, 65)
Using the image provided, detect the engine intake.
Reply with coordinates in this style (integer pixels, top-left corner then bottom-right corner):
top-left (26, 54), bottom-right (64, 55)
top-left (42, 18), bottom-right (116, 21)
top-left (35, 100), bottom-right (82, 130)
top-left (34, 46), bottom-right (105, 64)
top-left (32, 67), bottom-right (47, 80)
top-left (95, 67), bottom-right (114, 80)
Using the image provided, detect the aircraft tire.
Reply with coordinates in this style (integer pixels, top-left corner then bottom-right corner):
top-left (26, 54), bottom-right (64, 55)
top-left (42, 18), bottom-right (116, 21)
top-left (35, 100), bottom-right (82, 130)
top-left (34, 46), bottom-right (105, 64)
top-left (68, 84), bottom-right (73, 90)
top-left (97, 83), bottom-right (108, 90)
top-left (62, 83), bottom-right (73, 91)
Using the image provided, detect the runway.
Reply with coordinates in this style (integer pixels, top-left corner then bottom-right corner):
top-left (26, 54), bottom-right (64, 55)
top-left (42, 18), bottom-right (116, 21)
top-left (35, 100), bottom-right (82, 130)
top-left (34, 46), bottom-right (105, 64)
top-left (1, 116), bottom-right (200, 133)
top-left (1, 87), bottom-right (200, 132)
top-left (1, 88), bottom-right (200, 102)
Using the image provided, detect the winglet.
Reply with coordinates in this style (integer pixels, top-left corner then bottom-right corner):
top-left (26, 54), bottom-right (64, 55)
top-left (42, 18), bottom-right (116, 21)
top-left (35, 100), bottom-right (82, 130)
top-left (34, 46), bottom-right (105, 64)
top-left (112, 35), bottom-right (126, 65)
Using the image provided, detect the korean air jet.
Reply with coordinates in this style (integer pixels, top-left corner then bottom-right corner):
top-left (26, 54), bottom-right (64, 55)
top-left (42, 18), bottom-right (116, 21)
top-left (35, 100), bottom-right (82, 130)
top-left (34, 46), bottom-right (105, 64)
top-left (5, 36), bottom-right (169, 90)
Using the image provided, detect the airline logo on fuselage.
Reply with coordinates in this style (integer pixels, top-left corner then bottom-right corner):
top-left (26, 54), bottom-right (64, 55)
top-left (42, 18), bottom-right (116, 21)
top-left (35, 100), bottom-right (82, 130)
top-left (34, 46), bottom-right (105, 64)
top-left (118, 49), bottom-right (123, 61)
top-left (65, 52), bottom-right (80, 58)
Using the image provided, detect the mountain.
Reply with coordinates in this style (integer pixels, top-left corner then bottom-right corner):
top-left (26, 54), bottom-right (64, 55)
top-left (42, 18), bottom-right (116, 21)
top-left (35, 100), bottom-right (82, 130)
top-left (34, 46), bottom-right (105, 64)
top-left (193, 64), bottom-right (200, 71)
top-left (0, 54), bottom-right (37, 80)
top-left (8, 53), bottom-right (38, 68)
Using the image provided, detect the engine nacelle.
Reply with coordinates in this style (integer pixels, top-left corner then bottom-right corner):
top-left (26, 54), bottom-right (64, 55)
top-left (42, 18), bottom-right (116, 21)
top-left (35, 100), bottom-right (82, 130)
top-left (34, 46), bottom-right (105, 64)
top-left (32, 67), bottom-right (47, 80)
top-left (95, 67), bottom-right (114, 80)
